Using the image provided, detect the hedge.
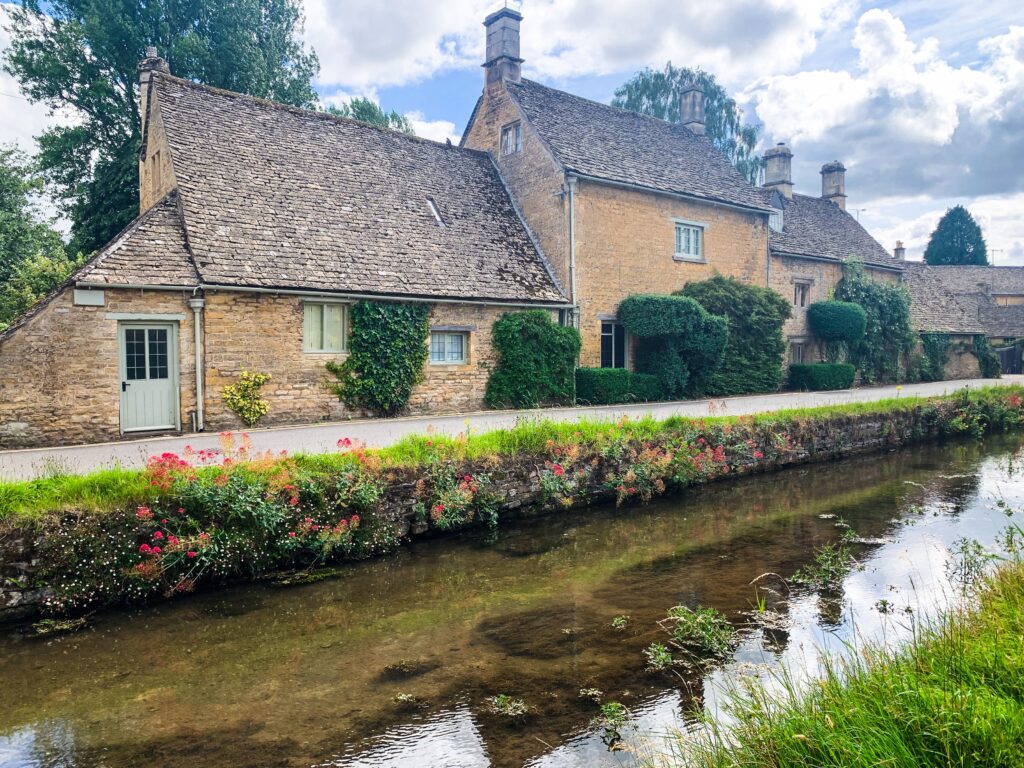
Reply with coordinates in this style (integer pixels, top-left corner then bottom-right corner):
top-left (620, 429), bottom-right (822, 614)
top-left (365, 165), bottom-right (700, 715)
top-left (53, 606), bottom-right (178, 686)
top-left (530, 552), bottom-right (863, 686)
top-left (485, 311), bottom-right (581, 409)
top-left (789, 363), bottom-right (856, 391)
top-left (575, 368), bottom-right (662, 405)
top-left (807, 300), bottom-right (867, 342)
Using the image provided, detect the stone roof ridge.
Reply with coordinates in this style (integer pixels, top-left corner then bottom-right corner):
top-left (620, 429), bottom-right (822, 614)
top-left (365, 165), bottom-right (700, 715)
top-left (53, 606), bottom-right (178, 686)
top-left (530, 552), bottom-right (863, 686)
top-left (153, 72), bottom-right (488, 157)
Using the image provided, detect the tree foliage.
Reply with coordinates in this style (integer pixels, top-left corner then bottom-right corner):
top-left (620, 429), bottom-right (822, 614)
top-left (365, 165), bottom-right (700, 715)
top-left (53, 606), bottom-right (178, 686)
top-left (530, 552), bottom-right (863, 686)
top-left (485, 310), bottom-right (581, 409)
top-left (326, 98), bottom-right (413, 134)
top-left (2, 0), bottom-right (320, 255)
top-left (618, 294), bottom-right (728, 398)
top-left (679, 275), bottom-right (791, 395)
top-left (835, 262), bottom-right (916, 384)
top-left (612, 63), bottom-right (763, 183)
top-left (923, 205), bottom-right (988, 265)
top-left (327, 302), bottom-right (430, 416)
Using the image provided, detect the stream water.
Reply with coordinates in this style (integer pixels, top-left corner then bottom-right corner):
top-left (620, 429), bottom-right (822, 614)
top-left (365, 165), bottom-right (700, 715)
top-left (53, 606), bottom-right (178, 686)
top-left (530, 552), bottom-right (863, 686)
top-left (2, 435), bottom-right (1024, 768)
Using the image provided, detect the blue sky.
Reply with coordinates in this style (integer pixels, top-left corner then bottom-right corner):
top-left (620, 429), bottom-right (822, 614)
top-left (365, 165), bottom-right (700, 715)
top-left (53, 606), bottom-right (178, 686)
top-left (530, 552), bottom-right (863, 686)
top-left (3, 0), bottom-right (1024, 261)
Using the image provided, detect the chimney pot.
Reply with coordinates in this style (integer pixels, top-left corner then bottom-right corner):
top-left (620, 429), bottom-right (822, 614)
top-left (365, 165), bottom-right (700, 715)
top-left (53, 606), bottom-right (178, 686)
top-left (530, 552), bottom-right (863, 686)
top-left (482, 7), bottom-right (523, 86)
top-left (894, 240), bottom-right (906, 260)
top-left (763, 142), bottom-right (794, 199)
top-left (680, 82), bottom-right (705, 135)
top-left (820, 161), bottom-right (847, 210)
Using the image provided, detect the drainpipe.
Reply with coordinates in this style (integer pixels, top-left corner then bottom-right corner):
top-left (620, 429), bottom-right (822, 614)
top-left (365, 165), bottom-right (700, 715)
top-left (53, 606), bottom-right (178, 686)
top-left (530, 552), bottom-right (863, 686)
top-left (188, 296), bottom-right (205, 432)
top-left (566, 174), bottom-right (579, 327)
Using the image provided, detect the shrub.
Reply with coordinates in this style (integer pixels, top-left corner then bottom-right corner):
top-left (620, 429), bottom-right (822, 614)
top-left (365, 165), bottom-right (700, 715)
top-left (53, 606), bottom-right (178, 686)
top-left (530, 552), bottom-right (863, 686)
top-left (917, 332), bottom-right (951, 382)
top-left (789, 363), bottom-right (856, 391)
top-left (575, 368), bottom-right (662, 404)
top-left (485, 311), bottom-right (581, 409)
top-left (974, 335), bottom-right (1002, 379)
top-left (618, 294), bottom-right (728, 398)
top-left (807, 300), bottom-right (867, 342)
top-left (222, 370), bottom-right (271, 427)
top-left (327, 301), bottom-right (430, 416)
top-left (679, 275), bottom-right (791, 395)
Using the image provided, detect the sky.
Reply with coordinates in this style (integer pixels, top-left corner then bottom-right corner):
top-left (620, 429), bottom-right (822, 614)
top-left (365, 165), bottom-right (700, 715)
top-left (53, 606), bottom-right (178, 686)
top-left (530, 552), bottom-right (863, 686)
top-left (3, 0), bottom-right (1024, 263)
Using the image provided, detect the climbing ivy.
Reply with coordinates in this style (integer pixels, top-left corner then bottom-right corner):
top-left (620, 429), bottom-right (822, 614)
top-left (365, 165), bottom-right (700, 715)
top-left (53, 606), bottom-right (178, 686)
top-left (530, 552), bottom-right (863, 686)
top-left (485, 310), bottom-right (581, 409)
top-left (974, 336), bottom-right (1002, 379)
top-left (834, 262), bottom-right (916, 384)
top-left (326, 301), bottom-right (430, 416)
top-left (918, 333), bottom-right (951, 382)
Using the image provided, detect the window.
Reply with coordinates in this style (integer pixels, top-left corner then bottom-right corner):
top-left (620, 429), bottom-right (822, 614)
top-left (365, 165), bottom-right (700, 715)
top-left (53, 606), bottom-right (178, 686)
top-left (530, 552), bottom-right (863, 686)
top-left (769, 208), bottom-right (784, 233)
top-left (790, 341), bottom-right (806, 365)
top-left (793, 282), bottom-right (811, 307)
top-left (558, 308), bottom-right (574, 327)
top-left (501, 122), bottom-right (522, 155)
top-left (601, 321), bottom-right (626, 368)
top-left (426, 197), bottom-right (446, 228)
top-left (430, 331), bottom-right (468, 364)
top-left (303, 303), bottom-right (348, 353)
top-left (674, 222), bottom-right (704, 261)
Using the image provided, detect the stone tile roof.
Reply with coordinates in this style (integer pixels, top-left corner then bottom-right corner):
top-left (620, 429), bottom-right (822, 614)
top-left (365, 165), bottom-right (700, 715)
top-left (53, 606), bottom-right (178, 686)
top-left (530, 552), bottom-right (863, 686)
top-left (913, 265), bottom-right (1024, 295)
top-left (504, 79), bottom-right (771, 212)
top-left (769, 193), bottom-right (902, 269)
top-left (905, 264), bottom-right (1024, 338)
top-left (153, 75), bottom-right (566, 304)
top-left (76, 191), bottom-right (199, 287)
top-left (901, 263), bottom-right (985, 334)
top-left (0, 192), bottom-right (197, 345)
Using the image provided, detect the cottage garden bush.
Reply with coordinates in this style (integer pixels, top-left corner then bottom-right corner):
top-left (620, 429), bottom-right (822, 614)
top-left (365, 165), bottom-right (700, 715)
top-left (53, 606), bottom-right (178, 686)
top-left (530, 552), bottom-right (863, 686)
top-left (6, 388), bottom-right (1024, 616)
top-left (485, 310), bottom-right (581, 409)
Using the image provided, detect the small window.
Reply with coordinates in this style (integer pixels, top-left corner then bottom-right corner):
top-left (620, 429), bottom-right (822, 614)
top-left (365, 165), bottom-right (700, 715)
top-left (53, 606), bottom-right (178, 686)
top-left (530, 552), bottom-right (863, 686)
top-left (430, 331), bottom-right (468, 364)
top-left (426, 197), bottom-right (446, 228)
top-left (769, 208), bottom-right (784, 233)
top-left (558, 308), bottom-right (573, 327)
top-left (674, 222), bottom-right (704, 261)
top-left (790, 342), bottom-right (806, 365)
top-left (793, 282), bottom-right (811, 308)
top-left (501, 122), bottom-right (522, 155)
top-left (601, 321), bottom-right (626, 369)
top-left (304, 303), bottom-right (348, 353)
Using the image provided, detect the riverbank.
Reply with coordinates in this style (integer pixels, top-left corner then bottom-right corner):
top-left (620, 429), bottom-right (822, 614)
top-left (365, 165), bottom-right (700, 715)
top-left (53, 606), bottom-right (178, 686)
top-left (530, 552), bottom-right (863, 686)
top-left (2, 386), bottom-right (1023, 621)
top-left (660, 556), bottom-right (1024, 768)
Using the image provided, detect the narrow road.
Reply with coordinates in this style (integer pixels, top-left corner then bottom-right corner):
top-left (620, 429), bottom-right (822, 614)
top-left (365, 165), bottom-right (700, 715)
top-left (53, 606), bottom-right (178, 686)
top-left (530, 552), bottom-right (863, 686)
top-left (1, 377), bottom-right (1016, 481)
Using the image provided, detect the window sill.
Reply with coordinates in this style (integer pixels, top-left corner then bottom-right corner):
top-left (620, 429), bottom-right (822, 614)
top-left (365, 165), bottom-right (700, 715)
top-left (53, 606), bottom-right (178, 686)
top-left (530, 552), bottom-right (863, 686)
top-left (429, 361), bottom-right (470, 368)
top-left (673, 256), bottom-right (708, 264)
top-left (304, 350), bottom-right (349, 356)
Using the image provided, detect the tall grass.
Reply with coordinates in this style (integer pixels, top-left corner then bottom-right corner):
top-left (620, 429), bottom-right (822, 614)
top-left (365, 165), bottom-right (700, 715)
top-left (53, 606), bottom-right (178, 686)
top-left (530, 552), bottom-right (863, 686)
top-left (658, 559), bottom-right (1024, 768)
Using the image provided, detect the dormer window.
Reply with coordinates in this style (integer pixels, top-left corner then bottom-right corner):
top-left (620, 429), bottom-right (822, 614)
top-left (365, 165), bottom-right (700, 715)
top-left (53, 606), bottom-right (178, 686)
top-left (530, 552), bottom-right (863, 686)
top-left (501, 122), bottom-right (522, 155)
top-left (769, 208), bottom-right (784, 233)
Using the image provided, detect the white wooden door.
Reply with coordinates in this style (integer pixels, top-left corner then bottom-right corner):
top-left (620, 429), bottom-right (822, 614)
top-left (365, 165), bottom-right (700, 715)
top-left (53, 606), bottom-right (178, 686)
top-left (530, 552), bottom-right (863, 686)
top-left (118, 323), bottom-right (179, 432)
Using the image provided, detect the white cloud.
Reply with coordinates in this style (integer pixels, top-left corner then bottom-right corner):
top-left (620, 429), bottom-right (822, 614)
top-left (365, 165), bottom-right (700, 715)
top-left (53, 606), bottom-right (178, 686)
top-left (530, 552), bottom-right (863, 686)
top-left (0, 4), bottom-right (61, 152)
top-left (406, 111), bottom-right (460, 144)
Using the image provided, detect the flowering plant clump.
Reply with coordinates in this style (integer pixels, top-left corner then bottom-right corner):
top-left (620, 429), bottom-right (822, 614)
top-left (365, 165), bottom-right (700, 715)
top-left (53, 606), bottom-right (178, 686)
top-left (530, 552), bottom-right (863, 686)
top-left (605, 443), bottom-right (675, 506)
top-left (415, 458), bottom-right (500, 530)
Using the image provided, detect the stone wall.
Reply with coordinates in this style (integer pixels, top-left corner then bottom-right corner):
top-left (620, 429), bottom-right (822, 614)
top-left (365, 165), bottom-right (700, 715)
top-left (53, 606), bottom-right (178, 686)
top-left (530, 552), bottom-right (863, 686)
top-left (944, 337), bottom-right (983, 380)
top-left (0, 286), bottom-right (197, 449)
top-left (139, 85), bottom-right (178, 213)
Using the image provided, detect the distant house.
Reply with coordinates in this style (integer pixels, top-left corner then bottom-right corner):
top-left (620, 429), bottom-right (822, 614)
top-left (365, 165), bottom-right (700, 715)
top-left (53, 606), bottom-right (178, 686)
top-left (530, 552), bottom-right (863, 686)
top-left (0, 51), bottom-right (568, 449)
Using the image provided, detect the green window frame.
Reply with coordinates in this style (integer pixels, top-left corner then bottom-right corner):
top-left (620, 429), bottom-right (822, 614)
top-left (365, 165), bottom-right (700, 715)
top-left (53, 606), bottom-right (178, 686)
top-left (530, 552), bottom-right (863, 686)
top-left (303, 302), bottom-right (348, 353)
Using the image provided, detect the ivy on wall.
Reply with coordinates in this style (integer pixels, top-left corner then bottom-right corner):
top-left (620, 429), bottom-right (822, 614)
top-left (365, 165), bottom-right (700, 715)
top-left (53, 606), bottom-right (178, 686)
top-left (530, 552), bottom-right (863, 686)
top-left (485, 310), bottom-right (581, 409)
top-left (679, 275), bottom-right (791, 395)
top-left (327, 301), bottom-right (430, 416)
top-left (222, 370), bottom-right (271, 427)
top-left (974, 336), bottom-right (1002, 379)
top-left (918, 333), bottom-right (951, 382)
top-left (835, 262), bottom-right (916, 384)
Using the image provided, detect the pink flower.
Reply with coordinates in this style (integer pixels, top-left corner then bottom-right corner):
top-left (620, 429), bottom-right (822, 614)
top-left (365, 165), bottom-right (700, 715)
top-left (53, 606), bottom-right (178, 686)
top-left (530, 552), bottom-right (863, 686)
top-left (139, 543), bottom-right (152, 554)
top-left (161, 518), bottom-right (168, 524)
top-left (152, 546), bottom-right (162, 554)
top-left (351, 515), bottom-right (360, 525)
top-left (136, 506), bottom-right (153, 520)
top-left (552, 464), bottom-right (565, 477)
top-left (187, 551), bottom-right (197, 559)
top-left (337, 437), bottom-right (353, 449)
top-left (153, 531), bottom-right (164, 540)
top-left (288, 532), bottom-right (296, 538)
top-left (753, 451), bottom-right (764, 460)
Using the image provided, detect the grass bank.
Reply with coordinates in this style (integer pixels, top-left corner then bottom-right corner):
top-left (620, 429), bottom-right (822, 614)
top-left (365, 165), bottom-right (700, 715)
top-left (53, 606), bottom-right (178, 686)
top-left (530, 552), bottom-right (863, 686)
top-left (662, 556), bottom-right (1024, 768)
top-left (1, 386), bottom-right (1022, 618)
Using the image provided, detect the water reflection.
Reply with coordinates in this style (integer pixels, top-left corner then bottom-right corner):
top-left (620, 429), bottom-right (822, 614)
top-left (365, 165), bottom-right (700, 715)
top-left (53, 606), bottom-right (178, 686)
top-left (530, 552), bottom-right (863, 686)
top-left (1, 437), bottom-right (1022, 768)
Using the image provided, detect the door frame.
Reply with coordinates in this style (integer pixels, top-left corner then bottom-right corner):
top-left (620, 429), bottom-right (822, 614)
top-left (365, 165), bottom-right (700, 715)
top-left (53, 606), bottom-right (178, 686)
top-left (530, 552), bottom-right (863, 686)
top-left (117, 321), bottom-right (182, 434)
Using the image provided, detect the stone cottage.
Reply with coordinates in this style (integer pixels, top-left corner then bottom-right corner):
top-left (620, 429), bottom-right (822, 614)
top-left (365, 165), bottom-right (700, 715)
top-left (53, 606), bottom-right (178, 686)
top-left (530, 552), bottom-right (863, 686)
top-left (0, 51), bottom-right (569, 449)
top-left (462, 8), bottom-right (906, 371)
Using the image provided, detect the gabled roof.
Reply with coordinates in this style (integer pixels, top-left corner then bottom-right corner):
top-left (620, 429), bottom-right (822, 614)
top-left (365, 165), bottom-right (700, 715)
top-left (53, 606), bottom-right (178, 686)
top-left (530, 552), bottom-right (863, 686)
top-left (904, 264), bottom-right (1024, 338)
top-left (901, 263), bottom-right (984, 334)
top-left (503, 79), bottom-right (771, 212)
top-left (152, 75), bottom-right (566, 304)
top-left (768, 193), bottom-right (901, 270)
top-left (912, 265), bottom-right (1024, 295)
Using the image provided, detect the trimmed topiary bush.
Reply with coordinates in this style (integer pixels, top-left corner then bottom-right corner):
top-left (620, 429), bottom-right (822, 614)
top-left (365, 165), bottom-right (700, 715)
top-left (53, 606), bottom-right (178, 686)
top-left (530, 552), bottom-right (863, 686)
top-left (789, 363), bottom-right (856, 391)
top-left (485, 310), bottom-right (581, 409)
top-left (679, 275), bottom-right (791, 395)
top-left (807, 300), bottom-right (867, 342)
top-left (575, 368), bottom-right (663, 404)
top-left (618, 294), bottom-right (728, 398)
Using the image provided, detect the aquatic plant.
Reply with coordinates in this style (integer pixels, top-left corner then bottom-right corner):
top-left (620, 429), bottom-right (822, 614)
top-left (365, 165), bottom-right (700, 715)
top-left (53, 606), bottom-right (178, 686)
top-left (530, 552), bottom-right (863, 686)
top-left (662, 605), bottom-right (737, 659)
top-left (644, 642), bottom-right (674, 670)
top-left (791, 542), bottom-right (859, 593)
top-left (484, 694), bottom-right (530, 720)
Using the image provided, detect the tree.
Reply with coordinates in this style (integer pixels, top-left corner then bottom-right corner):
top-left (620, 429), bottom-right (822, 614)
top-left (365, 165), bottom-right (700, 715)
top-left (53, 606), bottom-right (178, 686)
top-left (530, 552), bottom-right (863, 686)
top-left (0, 250), bottom-right (83, 331)
top-left (923, 205), bottom-right (988, 265)
top-left (679, 276), bottom-right (791, 395)
top-left (612, 63), bottom-right (763, 183)
top-left (2, 0), bottom-right (320, 256)
top-left (326, 98), bottom-right (413, 134)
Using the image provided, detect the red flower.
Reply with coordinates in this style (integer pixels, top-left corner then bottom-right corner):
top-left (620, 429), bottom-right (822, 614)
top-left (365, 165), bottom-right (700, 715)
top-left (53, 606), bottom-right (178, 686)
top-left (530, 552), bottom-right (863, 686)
top-left (337, 437), bottom-right (353, 449)
top-left (187, 551), bottom-right (197, 559)
top-left (135, 506), bottom-right (153, 520)
top-left (753, 451), bottom-right (764, 460)
top-left (177, 507), bottom-right (185, 515)
top-left (139, 543), bottom-right (152, 554)
top-left (351, 514), bottom-right (360, 525)
top-left (434, 503), bottom-right (444, 513)
top-left (161, 518), bottom-right (168, 524)
top-left (153, 531), bottom-right (164, 540)
top-left (288, 532), bottom-right (296, 538)
top-left (553, 464), bottom-right (565, 477)
top-left (152, 546), bottom-right (162, 554)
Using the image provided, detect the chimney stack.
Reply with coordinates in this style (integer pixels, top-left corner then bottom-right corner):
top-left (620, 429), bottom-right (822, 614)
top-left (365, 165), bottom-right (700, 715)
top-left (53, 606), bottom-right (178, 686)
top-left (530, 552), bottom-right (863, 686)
top-left (680, 82), bottom-right (705, 135)
top-left (483, 7), bottom-right (523, 87)
top-left (138, 46), bottom-right (169, 126)
top-left (763, 143), bottom-right (794, 199)
top-left (894, 241), bottom-right (906, 260)
top-left (820, 161), bottom-right (847, 210)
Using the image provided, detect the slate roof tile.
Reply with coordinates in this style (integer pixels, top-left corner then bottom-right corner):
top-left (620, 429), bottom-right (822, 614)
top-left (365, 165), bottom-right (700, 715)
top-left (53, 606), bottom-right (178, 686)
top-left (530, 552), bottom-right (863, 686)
top-left (901, 263), bottom-right (985, 334)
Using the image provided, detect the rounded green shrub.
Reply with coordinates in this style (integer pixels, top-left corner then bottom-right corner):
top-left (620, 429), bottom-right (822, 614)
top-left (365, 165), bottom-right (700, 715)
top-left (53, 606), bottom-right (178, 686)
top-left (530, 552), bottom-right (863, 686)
top-left (807, 300), bottom-right (867, 342)
top-left (485, 310), bottom-right (581, 409)
top-left (789, 363), bottom-right (856, 391)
